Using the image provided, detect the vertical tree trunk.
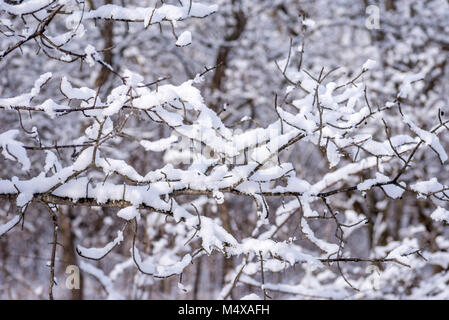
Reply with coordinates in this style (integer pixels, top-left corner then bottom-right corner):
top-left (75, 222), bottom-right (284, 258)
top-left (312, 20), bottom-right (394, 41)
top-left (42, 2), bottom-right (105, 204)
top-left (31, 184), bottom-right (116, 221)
top-left (209, 3), bottom-right (247, 111)
top-left (59, 206), bottom-right (83, 300)
top-left (91, 0), bottom-right (114, 88)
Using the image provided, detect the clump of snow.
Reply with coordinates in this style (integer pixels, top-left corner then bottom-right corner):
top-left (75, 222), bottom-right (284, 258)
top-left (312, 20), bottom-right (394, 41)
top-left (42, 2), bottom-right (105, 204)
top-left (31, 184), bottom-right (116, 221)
top-left (117, 206), bottom-right (140, 221)
top-left (84, 44), bottom-right (99, 67)
top-left (141, 135), bottom-right (179, 152)
top-left (240, 293), bottom-right (261, 300)
top-left (362, 59), bottom-right (377, 70)
top-left (176, 31), bottom-right (192, 47)
top-left (0, 215), bottom-right (21, 237)
top-left (430, 207), bottom-right (449, 223)
top-left (77, 230), bottom-right (124, 260)
top-left (411, 178), bottom-right (444, 195)
top-left (398, 73), bottom-right (424, 99)
top-left (403, 116), bottom-right (448, 163)
top-left (0, 130), bottom-right (30, 171)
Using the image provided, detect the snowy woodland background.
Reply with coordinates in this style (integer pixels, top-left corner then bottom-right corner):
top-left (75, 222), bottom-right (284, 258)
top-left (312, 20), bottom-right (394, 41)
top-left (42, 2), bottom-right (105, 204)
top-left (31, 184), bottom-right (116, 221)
top-left (1, 0), bottom-right (449, 300)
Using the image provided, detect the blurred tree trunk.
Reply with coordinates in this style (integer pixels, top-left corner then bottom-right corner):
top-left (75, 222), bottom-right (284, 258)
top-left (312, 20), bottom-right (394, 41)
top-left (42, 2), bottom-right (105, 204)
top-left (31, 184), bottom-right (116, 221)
top-left (89, 0), bottom-right (114, 88)
top-left (210, 1), bottom-right (247, 112)
top-left (59, 207), bottom-right (83, 300)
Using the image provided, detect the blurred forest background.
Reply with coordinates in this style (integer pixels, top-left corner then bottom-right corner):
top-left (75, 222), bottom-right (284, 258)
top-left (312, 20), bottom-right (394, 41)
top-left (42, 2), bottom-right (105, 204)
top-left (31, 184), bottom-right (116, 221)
top-left (1, 0), bottom-right (449, 299)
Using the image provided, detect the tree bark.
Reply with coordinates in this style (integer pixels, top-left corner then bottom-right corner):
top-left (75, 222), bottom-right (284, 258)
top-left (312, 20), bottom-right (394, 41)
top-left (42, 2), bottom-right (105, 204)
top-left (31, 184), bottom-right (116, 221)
top-left (59, 206), bottom-right (83, 300)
